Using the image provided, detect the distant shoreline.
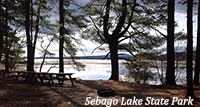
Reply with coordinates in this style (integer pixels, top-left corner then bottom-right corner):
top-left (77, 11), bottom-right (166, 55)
top-left (22, 54), bottom-right (133, 60)
top-left (17, 60), bottom-right (189, 68)
top-left (1, 60), bottom-right (189, 70)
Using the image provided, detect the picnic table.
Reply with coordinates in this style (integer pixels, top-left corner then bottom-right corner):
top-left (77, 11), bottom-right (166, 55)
top-left (14, 71), bottom-right (75, 87)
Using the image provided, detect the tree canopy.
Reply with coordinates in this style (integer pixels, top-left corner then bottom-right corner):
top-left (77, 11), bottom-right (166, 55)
top-left (82, 0), bottom-right (168, 80)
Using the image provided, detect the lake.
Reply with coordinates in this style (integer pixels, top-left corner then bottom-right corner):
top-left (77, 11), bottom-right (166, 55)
top-left (20, 59), bottom-right (188, 85)
top-left (33, 59), bottom-right (119, 80)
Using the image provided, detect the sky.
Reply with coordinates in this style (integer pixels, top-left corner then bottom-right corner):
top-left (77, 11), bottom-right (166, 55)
top-left (22, 0), bottom-right (199, 57)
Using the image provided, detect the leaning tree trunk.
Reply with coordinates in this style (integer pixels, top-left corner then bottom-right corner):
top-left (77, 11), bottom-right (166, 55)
top-left (194, 0), bottom-right (200, 84)
top-left (109, 39), bottom-right (119, 81)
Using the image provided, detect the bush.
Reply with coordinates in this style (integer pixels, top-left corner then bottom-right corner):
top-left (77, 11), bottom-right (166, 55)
top-left (1, 31), bottom-right (25, 71)
top-left (123, 56), bottom-right (154, 84)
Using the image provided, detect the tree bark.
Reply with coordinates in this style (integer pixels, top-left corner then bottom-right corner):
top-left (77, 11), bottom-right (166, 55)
top-left (166, 0), bottom-right (176, 85)
top-left (0, 27), bottom-right (2, 61)
top-left (32, 0), bottom-right (40, 71)
top-left (59, 0), bottom-right (64, 73)
top-left (109, 39), bottom-right (119, 81)
top-left (0, 0), bottom-right (3, 61)
top-left (5, 0), bottom-right (9, 72)
top-left (186, 0), bottom-right (195, 98)
top-left (194, 0), bottom-right (200, 84)
top-left (26, 0), bottom-right (34, 71)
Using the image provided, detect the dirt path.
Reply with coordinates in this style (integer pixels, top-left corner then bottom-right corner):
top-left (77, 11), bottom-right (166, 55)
top-left (0, 76), bottom-right (200, 107)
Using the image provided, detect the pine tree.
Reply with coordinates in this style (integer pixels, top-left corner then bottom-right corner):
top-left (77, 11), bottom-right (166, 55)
top-left (56, 0), bottom-right (87, 72)
top-left (82, 0), bottom-right (168, 81)
top-left (0, 0), bottom-right (25, 74)
top-left (24, 0), bottom-right (56, 71)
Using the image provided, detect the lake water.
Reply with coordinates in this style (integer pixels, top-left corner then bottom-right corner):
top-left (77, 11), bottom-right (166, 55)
top-left (22, 59), bottom-right (188, 85)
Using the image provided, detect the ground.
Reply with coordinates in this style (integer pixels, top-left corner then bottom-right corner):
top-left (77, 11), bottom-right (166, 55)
top-left (0, 75), bottom-right (200, 107)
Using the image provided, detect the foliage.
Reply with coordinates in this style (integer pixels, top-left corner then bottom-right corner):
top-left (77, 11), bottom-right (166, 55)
top-left (56, 0), bottom-right (88, 71)
top-left (37, 0), bottom-right (88, 72)
top-left (0, 0), bottom-right (26, 71)
top-left (81, 0), bottom-right (169, 80)
top-left (123, 56), bottom-right (154, 84)
top-left (1, 31), bottom-right (25, 71)
top-left (82, 0), bottom-right (168, 45)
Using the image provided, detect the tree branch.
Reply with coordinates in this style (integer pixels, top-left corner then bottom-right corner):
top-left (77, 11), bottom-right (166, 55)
top-left (149, 25), bottom-right (167, 38)
top-left (103, 0), bottom-right (111, 41)
top-left (103, 52), bottom-right (110, 59)
top-left (119, 0), bottom-right (137, 38)
top-left (89, 16), bottom-right (107, 43)
top-left (113, 0), bottom-right (127, 37)
top-left (118, 47), bottom-right (136, 57)
top-left (91, 43), bottom-right (104, 54)
top-left (118, 31), bottom-right (141, 43)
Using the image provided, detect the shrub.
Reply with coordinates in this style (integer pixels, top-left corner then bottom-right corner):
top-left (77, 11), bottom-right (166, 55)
top-left (123, 56), bottom-right (154, 84)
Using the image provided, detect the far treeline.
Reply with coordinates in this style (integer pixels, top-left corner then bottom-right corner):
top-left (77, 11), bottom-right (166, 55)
top-left (0, 0), bottom-right (199, 98)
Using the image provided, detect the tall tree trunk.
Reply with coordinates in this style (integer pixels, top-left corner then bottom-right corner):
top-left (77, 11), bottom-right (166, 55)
top-left (28, 47), bottom-right (34, 71)
top-left (194, 0), bottom-right (200, 84)
top-left (0, 0), bottom-right (3, 61)
top-left (0, 26), bottom-right (2, 61)
top-left (166, 0), bottom-right (176, 85)
top-left (186, 0), bottom-right (195, 98)
top-left (30, 0), bottom-right (33, 43)
top-left (59, 0), bottom-right (64, 73)
top-left (5, 0), bottom-right (9, 72)
top-left (109, 39), bottom-right (119, 81)
top-left (26, 0), bottom-right (34, 71)
top-left (32, 0), bottom-right (40, 71)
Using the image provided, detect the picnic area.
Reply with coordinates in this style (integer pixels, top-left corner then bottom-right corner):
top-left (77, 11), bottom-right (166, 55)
top-left (1, 0), bottom-right (200, 106)
top-left (0, 74), bottom-right (200, 107)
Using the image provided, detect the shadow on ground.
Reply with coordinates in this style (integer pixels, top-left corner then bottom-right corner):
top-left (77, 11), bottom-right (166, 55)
top-left (0, 77), bottom-right (200, 107)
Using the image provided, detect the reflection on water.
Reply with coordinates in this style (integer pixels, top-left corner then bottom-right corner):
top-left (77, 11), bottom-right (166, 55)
top-left (17, 59), bottom-right (187, 85)
top-left (33, 59), bottom-right (113, 80)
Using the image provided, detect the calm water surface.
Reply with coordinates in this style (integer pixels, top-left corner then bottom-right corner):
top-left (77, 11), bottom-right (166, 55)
top-left (18, 59), bottom-right (188, 85)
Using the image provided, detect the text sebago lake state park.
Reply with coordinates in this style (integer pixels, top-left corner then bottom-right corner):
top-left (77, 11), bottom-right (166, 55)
top-left (85, 96), bottom-right (194, 106)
